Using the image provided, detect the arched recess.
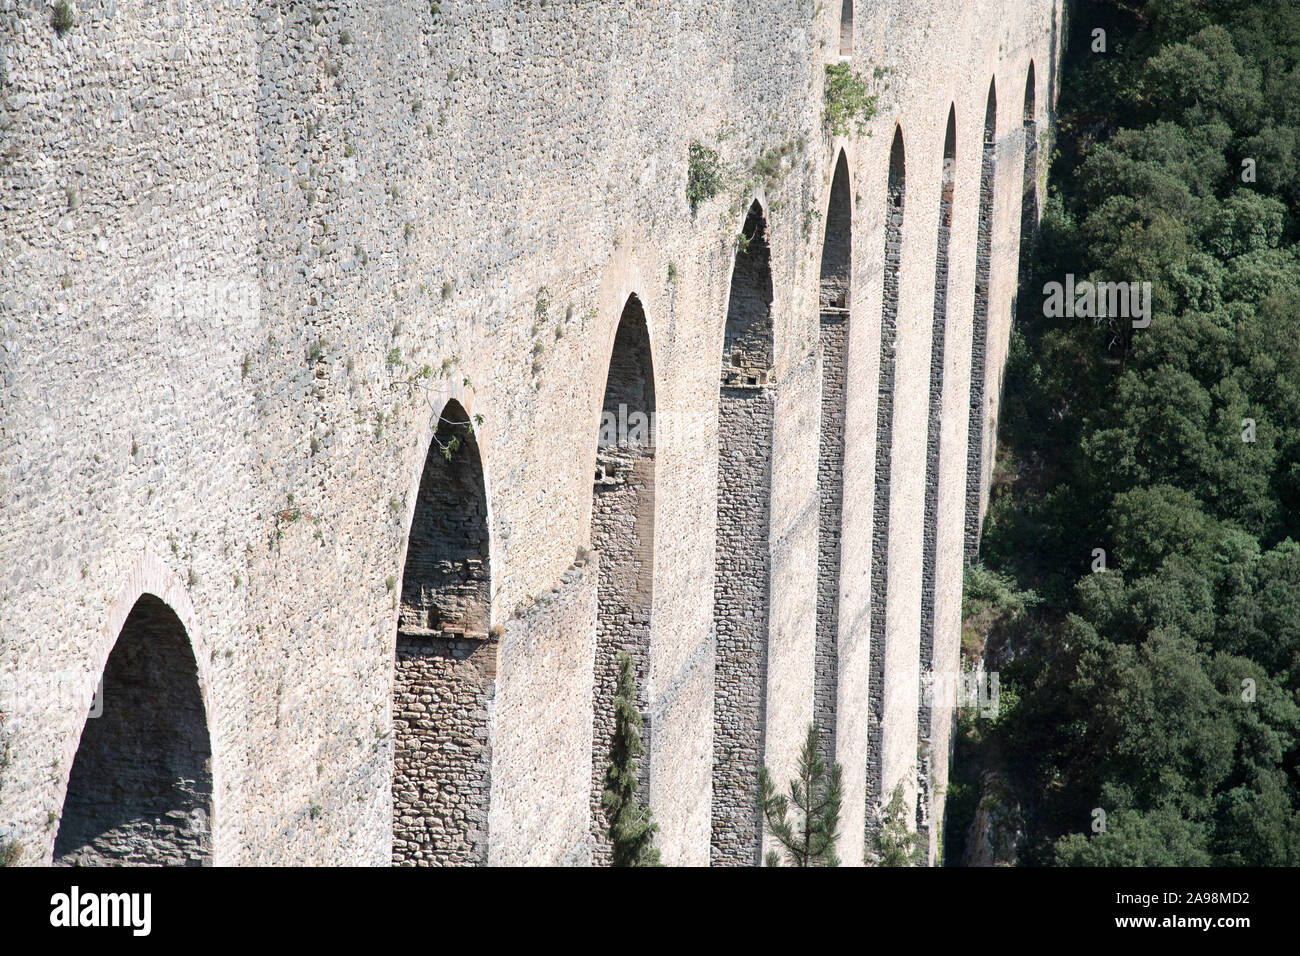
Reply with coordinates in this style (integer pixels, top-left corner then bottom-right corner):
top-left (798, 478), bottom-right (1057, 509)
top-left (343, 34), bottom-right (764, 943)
top-left (1019, 63), bottom-right (1039, 293)
top-left (54, 593), bottom-right (213, 866)
top-left (392, 399), bottom-right (494, 866)
top-left (963, 79), bottom-right (998, 562)
top-left (589, 293), bottom-right (657, 861)
top-left (711, 200), bottom-right (776, 866)
top-left (839, 0), bottom-right (854, 58)
top-left (916, 107), bottom-right (958, 847)
top-left (866, 126), bottom-right (906, 827)
top-left (814, 151), bottom-right (852, 767)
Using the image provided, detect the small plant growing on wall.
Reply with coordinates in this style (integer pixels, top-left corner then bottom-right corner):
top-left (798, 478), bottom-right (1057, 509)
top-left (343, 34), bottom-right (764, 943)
top-left (867, 781), bottom-right (925, 866)
top-left (50, 0), bottom-right (74, 36)
top-left (687, 141), bottom-right (727, 212)
top-left (437, 435), bottom-right (461, 461)
top-left (759, 722), bottom-right (843, 866)
top-left (602, 652), bottom-right (663, 866)
top-left (823, 63), bottom-right (877, 136)
top-left (0, 838), bottom-right (21, 866)
top-left (735, 227), bottom-right (754, 255)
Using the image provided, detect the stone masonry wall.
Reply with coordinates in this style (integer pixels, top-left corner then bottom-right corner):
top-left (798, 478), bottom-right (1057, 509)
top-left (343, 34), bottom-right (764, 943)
top-left (489, 557), bottom-right (597, 866)
top-left (589, 447), bottom-right (654, 861)
top-left (588, 297), bottom-right (656, 860)
top-left (711, 384), bottom-right (774, 866)
top-left (963, 89), bottom-right (998, 562)
top-left (392, 631), bottom-right (496, 865)
top-left (866, 135), bottom-right (905, 823)
top-left (0, 0), bottom-right (1060, 866)
top-left (814, 155), bottom-right (852, 768)
top-left (916, 131), bottom-right (956, 850)
top-left (711, 206), bottom-right (775, 866)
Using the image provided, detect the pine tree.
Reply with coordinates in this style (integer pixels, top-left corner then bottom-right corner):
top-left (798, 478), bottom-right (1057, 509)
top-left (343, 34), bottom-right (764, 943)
top-left (869, 781), bottom-right (925, 866)
top-left (601, 652), bottom-right (662, 866)
top-left (758, 722), bottom-right (843, 866)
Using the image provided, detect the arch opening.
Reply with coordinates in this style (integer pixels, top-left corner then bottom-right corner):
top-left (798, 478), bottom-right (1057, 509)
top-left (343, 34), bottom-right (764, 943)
top-left (964, 80), bottom-right (998, 561)
top-left (814, 152), bottom-right (853, 768)
top-left (711, 201), bottom-right (776, 866)
top-left (866, 127), bottom-right (906, 831)
top-left (54, 594), bottom-right (212, 866)
top-left (916, 107), bottom-right (959, 851)
top-left (1019, 63), bottom-right (1039, 293)
top-left (392, 399), bottom-right (494, 866)
top-left (589, 294), bottom-right (657, 861)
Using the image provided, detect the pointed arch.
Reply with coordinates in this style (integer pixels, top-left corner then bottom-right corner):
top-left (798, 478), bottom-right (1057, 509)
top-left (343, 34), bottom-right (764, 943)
top-left (1020, 62), bottom-right (1040, 292)
top-left (964, 79), bottom-right (998, 561)
top-left (1023, 61), bottom-right (1036, 125)
top-left (54, 593), bottom-right (213, 865)
top-left (814, 150), bottom-right (853, 768)
top-left (712, 200), bottom-right (776, 866)
top-left (589, 293), bottom-right (657, 861)
top-left (866, 126), bottom-right (907, 823)
top-left (392, 398), bottom-right (494, 865)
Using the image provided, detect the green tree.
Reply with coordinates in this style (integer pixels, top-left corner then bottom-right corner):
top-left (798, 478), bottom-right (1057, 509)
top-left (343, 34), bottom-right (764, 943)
top-left (601, 652), bottom-right (662, 866)
top-left (870, 782), bottom-right (925, 867)
top-left (1054, 806), bottom-right (1213, 867)
top-left (759, 723), bottom-right (843, 866)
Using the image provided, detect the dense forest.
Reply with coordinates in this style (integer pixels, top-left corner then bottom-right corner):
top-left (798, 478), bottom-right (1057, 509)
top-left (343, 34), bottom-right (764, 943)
top-left (947, 0), bottom-right (1300, 865)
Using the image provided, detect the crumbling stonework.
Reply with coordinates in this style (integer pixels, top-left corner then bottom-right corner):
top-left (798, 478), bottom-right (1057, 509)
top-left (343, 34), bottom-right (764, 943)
top-left (0, 0), bottom-right (1059, 866)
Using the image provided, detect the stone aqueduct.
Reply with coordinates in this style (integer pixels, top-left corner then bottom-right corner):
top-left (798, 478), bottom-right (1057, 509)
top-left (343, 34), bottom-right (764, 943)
top-left (0, 0), bottom-right (1060, 865)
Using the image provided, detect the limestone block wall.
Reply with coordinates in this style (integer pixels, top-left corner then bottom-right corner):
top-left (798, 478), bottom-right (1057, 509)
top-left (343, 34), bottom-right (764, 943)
top-left (0, 0), bottom-right (260, 866)
top-left (865, 132), bottom-right (907, 821)
top-left (710, 382), bottom-right (775, 864)
top-left (0, 0), bottom-right (1060, 866)
top-left (589, 447), bottom-right (655, 860)
top-left (964, 89), bottom-right (999, 561)
top-left (489, 557), bottom-right (596, 866)
top-left (916, 117), bottom-right (957, 851)
top-left (831, 2), bottom-right (1061, 863)
top-left (392, 631), bottom-right (495, 865)
top-left (925, 14), bottom-right (1059, 866)
top-left (813, 154), bottom-right (852, 769)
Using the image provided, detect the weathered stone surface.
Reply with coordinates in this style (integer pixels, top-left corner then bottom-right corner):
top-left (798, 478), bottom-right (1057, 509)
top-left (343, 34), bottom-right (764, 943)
top-left (0, 0), bottom-right (1057, 866)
